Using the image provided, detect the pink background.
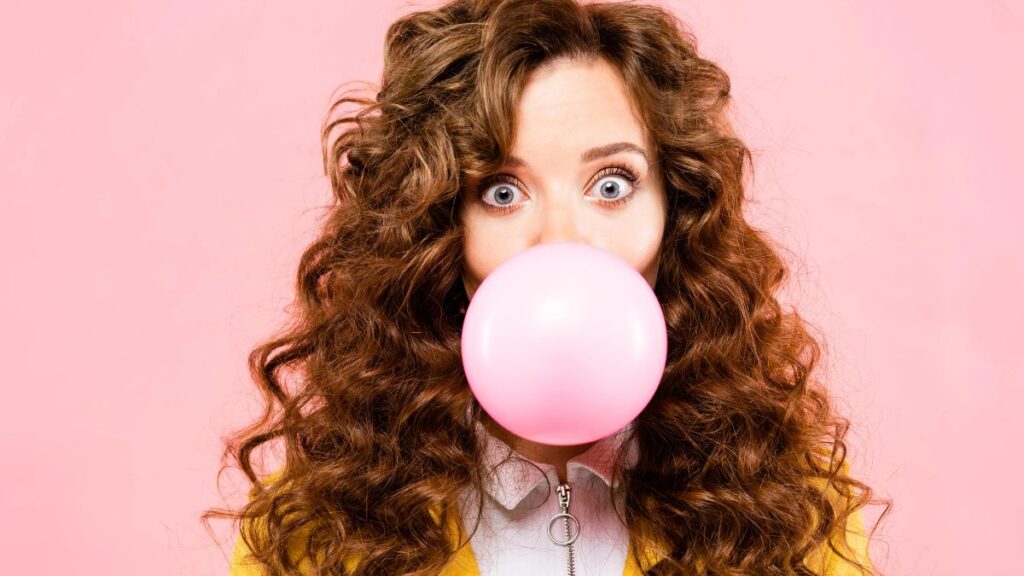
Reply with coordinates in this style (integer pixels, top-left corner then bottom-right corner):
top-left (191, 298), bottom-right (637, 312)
top-left (1, 1), bottom-right (1019, 574)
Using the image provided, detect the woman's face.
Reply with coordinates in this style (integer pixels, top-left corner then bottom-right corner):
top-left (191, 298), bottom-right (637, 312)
top-left (460, 57), bottom-right (667, 301)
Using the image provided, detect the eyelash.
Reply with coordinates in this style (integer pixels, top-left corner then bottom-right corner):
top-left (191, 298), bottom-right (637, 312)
top-left (475, 163), bottom-right (642, 215)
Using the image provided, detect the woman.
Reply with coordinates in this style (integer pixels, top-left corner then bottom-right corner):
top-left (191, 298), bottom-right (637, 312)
top-left (205, 0), bottom-right (891, 574)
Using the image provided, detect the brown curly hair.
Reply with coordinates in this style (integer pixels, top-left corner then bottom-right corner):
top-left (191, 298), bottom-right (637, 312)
top-left (203, 0), bottom-right (892, 574)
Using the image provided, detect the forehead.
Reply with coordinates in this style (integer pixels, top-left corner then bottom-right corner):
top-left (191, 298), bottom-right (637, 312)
top-left (511, 57), bottom-right (650, 157)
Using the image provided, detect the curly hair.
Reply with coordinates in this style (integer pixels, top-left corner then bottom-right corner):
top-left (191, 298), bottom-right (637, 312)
top-left (203, 0), bottom-right (892, 574)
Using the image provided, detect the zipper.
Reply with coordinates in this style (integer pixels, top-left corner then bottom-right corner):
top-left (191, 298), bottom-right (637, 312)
top-left (547, 482), bottom-right (579, 576)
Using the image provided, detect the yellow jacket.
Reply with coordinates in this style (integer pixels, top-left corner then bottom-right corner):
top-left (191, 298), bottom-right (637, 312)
top-left (227, 469), bottom-right (873, 575)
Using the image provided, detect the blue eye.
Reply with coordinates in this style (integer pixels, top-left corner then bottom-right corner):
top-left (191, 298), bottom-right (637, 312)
top-left (479, 178), bottom-right (524, 210)
top-left (474, 163), bottom-right (642, 215)
top-left (594, 174), bottom-right (632, 200)
top-left (588, 165), bottom-right (641, 207)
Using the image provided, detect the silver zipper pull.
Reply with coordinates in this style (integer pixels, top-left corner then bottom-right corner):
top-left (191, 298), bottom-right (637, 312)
top-left (547, 482), bottom-right (579, 576)
top-left (556, 483), bottom-right (572, 512)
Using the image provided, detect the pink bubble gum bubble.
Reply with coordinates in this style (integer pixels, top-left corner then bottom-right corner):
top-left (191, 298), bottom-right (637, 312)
top-left (460, 242), bottom-right (667, 445)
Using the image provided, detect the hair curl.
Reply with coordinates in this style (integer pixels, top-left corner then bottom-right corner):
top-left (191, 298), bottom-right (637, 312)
top-left (203, 0), bottom-right (892, 574)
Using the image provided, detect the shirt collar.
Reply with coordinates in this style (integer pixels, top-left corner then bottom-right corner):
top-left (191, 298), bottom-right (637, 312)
top-left (474, 417), bottom-right (639, 512)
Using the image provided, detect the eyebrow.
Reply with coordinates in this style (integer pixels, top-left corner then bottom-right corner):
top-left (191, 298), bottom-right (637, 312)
top-left (503, 142), bottom-right (649, 169)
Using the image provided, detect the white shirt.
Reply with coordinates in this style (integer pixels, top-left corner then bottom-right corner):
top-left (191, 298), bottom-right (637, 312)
top-left (457, 419), bottom-right (639, 576)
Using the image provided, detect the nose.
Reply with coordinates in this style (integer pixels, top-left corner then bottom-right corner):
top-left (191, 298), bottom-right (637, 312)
top-left (538, 197), bottom-right (585, 245)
